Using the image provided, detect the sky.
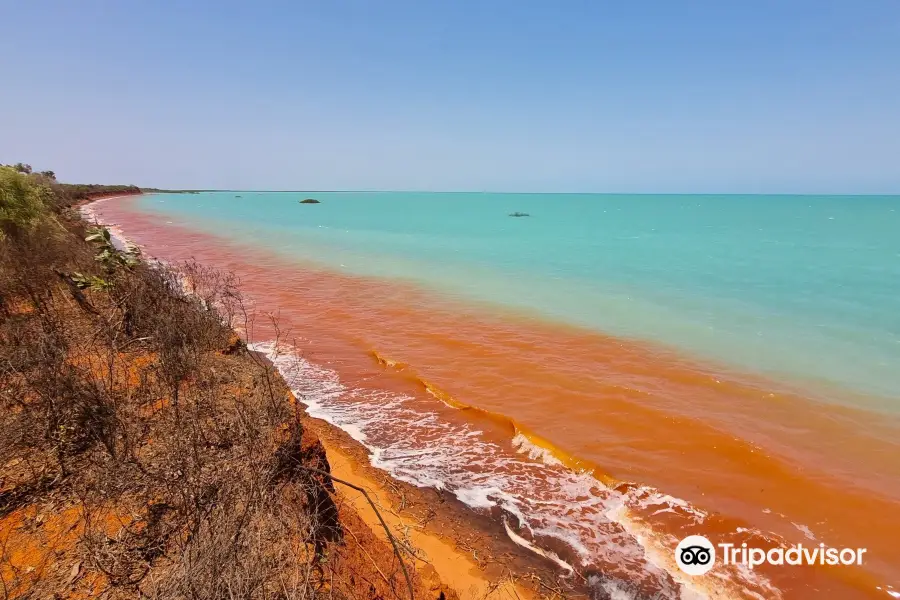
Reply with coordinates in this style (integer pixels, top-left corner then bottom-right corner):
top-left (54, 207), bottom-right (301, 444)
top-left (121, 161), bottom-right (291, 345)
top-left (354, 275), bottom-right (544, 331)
top-left (2, 1), bottom-right (899, 193)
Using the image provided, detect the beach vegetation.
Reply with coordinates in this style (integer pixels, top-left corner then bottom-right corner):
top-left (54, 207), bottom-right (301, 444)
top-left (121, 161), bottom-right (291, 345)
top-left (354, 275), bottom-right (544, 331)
top-left (85, 225), bottom-right (140, 270)
top-left (0, 166), bottom-right (435, 599)
top-left (56, 182), bottom-right (142, 204)
top-left (0, 165), bottom-right (54, 239)
top-left (142, 187), bottom-right (203, 194)
top-left (70, 271), bottom-right (112, 291)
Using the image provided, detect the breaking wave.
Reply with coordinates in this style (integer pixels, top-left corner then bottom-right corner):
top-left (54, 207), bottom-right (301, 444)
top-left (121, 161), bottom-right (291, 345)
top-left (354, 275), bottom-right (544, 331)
top-left (253, 341), bottom-right (782, 599)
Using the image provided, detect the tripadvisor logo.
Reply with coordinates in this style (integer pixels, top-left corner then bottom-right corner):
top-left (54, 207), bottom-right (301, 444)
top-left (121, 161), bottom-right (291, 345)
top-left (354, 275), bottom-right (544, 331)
top-left (676, 535), bottom-right (716, 575)
top-left (674, 535), bottom-right (867, 576)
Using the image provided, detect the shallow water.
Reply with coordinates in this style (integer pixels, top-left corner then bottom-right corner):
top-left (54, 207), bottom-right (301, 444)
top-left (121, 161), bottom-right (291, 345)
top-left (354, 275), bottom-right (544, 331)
top-left (88, 193), bottom-right (900, 599)
top-left (132, 191), bottom-right (900, 406)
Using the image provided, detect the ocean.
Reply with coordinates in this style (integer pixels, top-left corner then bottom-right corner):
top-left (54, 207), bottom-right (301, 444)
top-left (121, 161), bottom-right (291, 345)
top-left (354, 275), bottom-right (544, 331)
top-left (90, 191), bottom-right (900, 599)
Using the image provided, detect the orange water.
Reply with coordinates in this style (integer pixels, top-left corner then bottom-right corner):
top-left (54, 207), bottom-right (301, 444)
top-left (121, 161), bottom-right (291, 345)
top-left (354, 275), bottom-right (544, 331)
top-left (93, 198), bottom-right (900, 599)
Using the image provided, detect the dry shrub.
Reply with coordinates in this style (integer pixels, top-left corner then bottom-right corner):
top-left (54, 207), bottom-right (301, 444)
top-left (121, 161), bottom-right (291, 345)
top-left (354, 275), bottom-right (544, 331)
top-left (1, 201), bottom-right (426, 599)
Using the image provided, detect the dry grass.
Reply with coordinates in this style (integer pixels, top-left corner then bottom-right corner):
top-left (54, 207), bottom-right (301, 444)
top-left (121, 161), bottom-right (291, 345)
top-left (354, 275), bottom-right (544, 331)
top-left (0, 209), bottom-right (440, 600)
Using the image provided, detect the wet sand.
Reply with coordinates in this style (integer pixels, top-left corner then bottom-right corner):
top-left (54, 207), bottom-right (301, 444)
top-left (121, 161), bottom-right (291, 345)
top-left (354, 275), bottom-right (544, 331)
top-left (305, 416), bottom-right (557, 599)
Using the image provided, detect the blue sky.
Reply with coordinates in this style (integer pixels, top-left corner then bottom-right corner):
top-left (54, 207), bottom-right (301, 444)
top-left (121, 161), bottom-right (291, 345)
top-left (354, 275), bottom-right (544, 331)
top-left (2, 1), bottom-right (898, 192)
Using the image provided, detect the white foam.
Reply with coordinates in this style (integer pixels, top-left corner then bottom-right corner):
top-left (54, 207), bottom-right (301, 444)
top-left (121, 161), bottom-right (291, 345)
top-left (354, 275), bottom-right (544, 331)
top-left (250, 341), bottom-right (710, 597)
top-left (453, 486), bottom-right (502, 509)
top-left (502, 516), bottom-right (575, 575)
top-left (600, 580), bottom-right (637, 600)
top-left (791, 522), bottom-right (817, 541)
top-left (511, 432), bottom-right (564, 466)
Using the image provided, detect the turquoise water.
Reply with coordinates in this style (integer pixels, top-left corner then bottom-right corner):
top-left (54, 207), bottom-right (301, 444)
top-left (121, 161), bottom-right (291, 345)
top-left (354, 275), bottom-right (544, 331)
top-left (135, 191), bottom-right (900, 407)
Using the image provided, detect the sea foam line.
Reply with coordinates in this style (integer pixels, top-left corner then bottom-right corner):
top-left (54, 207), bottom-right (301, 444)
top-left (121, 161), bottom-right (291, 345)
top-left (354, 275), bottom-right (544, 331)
top-left (251, 340), bottom-right (713, 599)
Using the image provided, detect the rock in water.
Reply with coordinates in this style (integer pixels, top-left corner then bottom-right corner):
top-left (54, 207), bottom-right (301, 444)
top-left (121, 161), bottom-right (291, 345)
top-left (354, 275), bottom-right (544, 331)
top-left (509, 211), bottom-right (530, 217)
top-left (299, 198), bottom-right (321, 204)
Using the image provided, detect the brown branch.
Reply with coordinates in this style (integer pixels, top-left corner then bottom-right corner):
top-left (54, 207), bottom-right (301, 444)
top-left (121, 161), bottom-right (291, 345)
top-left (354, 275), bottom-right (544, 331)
top-left (299, 465), bottom-right (415, 600)
top-left (341, 523), bottom-right (393, 588)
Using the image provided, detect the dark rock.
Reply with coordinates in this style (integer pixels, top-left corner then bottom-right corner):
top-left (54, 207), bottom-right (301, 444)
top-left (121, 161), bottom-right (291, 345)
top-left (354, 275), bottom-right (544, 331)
top-left (508, 212), bottom-right (530, 217)
top-left (299, 198), bottom-right (321, 204)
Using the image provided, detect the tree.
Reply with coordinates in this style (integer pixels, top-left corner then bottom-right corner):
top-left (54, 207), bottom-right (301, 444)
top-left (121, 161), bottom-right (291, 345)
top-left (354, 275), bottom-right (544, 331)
top-left (13, 162), bottom-right (33, 174)
top-left (40, 170), bottom-right (56, 179)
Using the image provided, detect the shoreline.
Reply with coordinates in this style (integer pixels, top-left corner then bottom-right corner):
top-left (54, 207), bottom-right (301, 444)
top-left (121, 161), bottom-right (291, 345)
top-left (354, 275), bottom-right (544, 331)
top-left (81, 195), bottom-right (571, 599)
top-left (82, 195), bottom-right (900, 599)
top-left (77, 192), bottom-right (145, 252)
top-left (304, 415), bottom-right (559, 599)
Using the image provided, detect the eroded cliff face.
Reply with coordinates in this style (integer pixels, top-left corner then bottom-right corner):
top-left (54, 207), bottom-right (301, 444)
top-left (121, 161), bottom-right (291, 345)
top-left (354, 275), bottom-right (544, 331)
top-left (0, 208), bottom-right (451, 600)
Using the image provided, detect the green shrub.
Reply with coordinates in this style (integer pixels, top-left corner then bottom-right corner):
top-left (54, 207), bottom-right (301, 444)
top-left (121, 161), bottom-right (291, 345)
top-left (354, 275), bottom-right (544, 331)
top-left (0, 165), bottom-right (53, 239)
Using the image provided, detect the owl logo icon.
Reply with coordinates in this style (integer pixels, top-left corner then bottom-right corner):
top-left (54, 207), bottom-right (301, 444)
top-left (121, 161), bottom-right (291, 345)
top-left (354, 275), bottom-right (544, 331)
top-left (675, 535), bottom-right (716, 575)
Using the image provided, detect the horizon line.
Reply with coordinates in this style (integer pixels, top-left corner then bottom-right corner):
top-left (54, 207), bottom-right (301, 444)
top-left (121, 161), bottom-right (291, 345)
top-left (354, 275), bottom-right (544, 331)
top-left (138, 188), bottom-right (900, 197)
